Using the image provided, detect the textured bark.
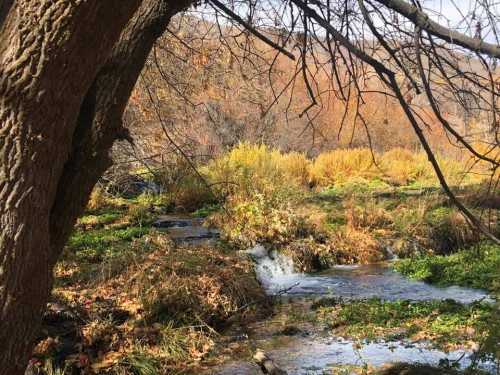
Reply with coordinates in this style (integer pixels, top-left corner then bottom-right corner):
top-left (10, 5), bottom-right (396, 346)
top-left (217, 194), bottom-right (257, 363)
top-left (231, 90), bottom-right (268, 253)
top-left (0, 1), bottom-right (197, 373)
top-left (49, 0), bottom-right (194, 265)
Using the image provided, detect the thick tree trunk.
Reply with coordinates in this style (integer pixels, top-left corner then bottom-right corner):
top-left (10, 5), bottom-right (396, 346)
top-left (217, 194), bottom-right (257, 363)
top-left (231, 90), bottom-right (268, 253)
top-left (50, 0), bottom-right (194, 265)
top-left (0, 1), bottom-right (191, 373)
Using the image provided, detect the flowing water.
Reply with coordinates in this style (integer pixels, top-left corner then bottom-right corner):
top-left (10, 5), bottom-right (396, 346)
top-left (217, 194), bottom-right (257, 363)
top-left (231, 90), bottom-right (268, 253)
top-left (214, 245), bottom-right (496, 374)
top-left (154, 216), bottom-right (496, 374)
top-left (153, 215), bottom-right (220, 244)
top-left (246, 245), bottom-right (491, 303)
top-left (264, 337), bottom-right (492, 374)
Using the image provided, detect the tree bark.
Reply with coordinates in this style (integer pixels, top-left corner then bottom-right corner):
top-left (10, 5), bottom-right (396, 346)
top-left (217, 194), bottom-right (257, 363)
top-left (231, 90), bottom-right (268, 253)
top-left (0, 1), bottom-right (191, 373)
top-left (49, 0), bottom-right (193, 265)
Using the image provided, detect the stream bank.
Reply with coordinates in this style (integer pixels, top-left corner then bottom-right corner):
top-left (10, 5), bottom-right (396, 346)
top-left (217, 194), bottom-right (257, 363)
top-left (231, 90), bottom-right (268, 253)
top-left (38, 191), bottom-right (499, 375)
top-left (209, 245), bottom-right (498, 375)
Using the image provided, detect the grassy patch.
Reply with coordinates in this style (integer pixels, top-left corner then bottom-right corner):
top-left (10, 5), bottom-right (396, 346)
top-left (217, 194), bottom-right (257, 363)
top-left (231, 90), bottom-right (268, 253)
top-left (67, 226), bottom-right (150, 263)
top-left (313, 298), bottom-right (494, 350)
top-left (192, 203), bottom-right (221, 218)
top-left (39, 195), bottom-right (269, 374)
top-left (78, 211), bottom-right (121, 228)
top-left (394, 242), bottom-right (500, 292)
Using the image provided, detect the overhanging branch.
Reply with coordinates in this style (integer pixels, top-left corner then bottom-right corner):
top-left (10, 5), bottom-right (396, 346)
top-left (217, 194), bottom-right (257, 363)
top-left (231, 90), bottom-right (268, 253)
top-left (373, 0), bottom-right (500, 58)
top-left (209, 0), bottom-right (296, 60)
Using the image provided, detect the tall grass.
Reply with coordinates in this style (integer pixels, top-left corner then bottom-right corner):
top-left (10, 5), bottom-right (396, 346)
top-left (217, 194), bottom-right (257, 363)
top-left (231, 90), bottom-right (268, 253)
top-left (115, 143), bottom-right (481, 217)
top-left (202, 142), bottom-right (304, 198)
top-left (281, 151), bottom-right (311, 186)
top-left (204, 144), bottom-right (469, 195)
top-left (310, 148), bottom-right (376, 186)
top-left (201, 144), bottom-right (483, 251)
top-left (380, 148), bottom-right (432, 186)
top-left (308, 147), bottom-right (466, 188)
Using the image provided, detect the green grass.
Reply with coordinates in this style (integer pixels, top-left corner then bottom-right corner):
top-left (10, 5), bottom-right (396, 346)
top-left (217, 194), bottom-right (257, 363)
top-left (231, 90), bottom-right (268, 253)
top-left (394, 242), bottom-right (500, 292)
top-left (79, 211), bottom-right (121, 227)
top-left (119, 351), bottom-right (161, 375)
top-left (316, 178), bottom-right (392, 199)
top-left (68, 226), bottom-right (150, 261)
top-left (313, 298), bottom-right (494, 348)
top-left (192, 203), bottom-right (221, 218)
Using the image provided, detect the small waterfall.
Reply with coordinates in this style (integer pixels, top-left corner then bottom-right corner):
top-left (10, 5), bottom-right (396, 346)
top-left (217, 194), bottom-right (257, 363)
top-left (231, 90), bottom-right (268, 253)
top-left (246, 245), bottom-right (301, 294)
top-left (245, 244), bottom-right (491, 302)
top-left (384, 245), bottom-right (398, 261)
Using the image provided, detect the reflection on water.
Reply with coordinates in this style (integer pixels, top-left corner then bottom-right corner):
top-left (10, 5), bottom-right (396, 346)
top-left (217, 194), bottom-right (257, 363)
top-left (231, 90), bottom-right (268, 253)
top-left (211, 246), bottom-right (498, 374)
top-left (213, 336), bottom-right (496, 375)
top-left (247, 245), bottom-right (491, 304)
top-left (267, 336), bottom-right (494, 375)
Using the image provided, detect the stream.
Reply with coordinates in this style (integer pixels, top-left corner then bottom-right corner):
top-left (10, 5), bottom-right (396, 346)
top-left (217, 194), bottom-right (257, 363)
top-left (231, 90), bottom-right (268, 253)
top-left (246, 245), bottom-right (491, 304)
top-left (155, 216), bottom-right (496, 374)
top-left (213, 245), bottom-right (496, 374)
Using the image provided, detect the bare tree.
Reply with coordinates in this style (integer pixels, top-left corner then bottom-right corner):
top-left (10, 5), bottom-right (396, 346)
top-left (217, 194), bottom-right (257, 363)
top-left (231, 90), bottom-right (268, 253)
top-left (205, 0), bottom-right (499, 241)
top-left (0, 0), bottom-right (498, 373)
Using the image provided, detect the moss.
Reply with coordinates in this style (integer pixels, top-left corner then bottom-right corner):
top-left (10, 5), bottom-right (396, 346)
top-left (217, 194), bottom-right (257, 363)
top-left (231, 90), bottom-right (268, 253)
top-left (313, 298), bottom-right (494, 350)
top-left (394, 242), bottom-right (500, 292)
top-left (68, 226), bottom-right (150, 262)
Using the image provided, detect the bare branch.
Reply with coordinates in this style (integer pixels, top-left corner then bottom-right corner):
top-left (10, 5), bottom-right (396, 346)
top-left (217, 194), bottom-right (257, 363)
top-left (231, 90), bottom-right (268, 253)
top-left (374, 0), bottom-right (500, 58)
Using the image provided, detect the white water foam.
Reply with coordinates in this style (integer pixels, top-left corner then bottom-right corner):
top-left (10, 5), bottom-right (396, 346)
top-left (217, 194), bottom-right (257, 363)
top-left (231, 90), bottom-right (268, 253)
top-left (246, 245), bottom-right (303, 294)
top-left (246, 245), bottom-right (491, 303)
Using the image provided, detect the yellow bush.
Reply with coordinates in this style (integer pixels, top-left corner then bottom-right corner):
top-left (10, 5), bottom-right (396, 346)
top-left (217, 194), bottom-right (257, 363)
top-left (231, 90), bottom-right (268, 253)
top-left (380, 148), bottom-right (464, 186)
top-left (203, 142), bottom-right (305, 197)
top-left (333, 227), bottom-right (385, 264)
top-left (310, 148), bottom-right (376, 186)
top-left (87, 187), bottom-right (109, 211)
top-left (281, 152), bottom-right (311, 186)
top-left (380, 148), bottom-right (431, 186)
top-left (206, 144), bottom-right (470, 194)
top-left (208, 192), bottom-right (311, 247)
top-left (344, 198), bottom-right (392, 230)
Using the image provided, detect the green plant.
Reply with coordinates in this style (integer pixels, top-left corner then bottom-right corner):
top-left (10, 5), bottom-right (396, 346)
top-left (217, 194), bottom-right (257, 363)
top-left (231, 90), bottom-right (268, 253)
top-left (120, 351), bottom-right (161, 375)
top-left (127, 204), bottom-right (155, 227)
top-left (209, 192), bottom-right (310, 247)
top-left (192, 203), bottom-right (221, 217)
top-left (394, 242), bottom-right (500, 292)
top-left (314, 298), bottom-right (493, 349)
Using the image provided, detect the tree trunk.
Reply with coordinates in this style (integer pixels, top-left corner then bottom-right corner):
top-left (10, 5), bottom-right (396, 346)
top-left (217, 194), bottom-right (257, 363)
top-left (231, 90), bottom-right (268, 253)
top-left (49, 0), bottom-right (194, 265)
top-left (0, 1), bottom-right (191, 373)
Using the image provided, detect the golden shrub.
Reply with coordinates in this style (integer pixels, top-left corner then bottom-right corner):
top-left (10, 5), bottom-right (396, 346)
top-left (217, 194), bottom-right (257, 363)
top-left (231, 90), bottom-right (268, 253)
top-left (87, 187), bottom-right (109, 211)
top-left (281, 151), bottom-right (311, 186)
top-left (310, 148), bottom-right (376, 186)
